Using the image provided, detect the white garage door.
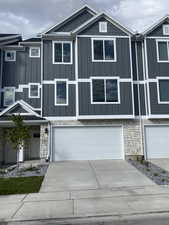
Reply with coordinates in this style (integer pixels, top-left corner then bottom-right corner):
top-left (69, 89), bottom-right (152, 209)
top-left (52, 126), bottom-right (123, 161)
top-left (145, 126), bottom-right (169, 159)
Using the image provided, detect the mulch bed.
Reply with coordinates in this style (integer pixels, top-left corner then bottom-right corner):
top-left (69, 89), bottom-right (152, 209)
top-left (128, 159), bottom-right (169, 185)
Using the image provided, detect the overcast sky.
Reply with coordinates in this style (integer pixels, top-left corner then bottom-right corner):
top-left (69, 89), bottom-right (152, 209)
top-left (0, 0), bottom-right (168, 38)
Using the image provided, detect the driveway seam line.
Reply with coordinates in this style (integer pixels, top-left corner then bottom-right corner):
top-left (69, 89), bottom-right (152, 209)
top-left (11, 202), bottom-right (24, 219)
top-left (88, 161), bottom-right (101, 189)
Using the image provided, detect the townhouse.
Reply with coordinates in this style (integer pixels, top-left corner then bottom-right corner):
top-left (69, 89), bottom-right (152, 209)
top-left (0, 6), bottom-right (169, 164)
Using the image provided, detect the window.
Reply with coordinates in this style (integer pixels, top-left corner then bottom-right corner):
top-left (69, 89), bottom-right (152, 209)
top-left (4, 87), bottom-right (15, 106)
top-left (163, 25), bottom-right (169, 35)
top-left (5, 51), bottom-right (16, 62)
top-left (158, 79), bottom-right (169, 103)
top-left (91, 78), bottom-right (119, 104)
top-left (29, 47), bottom-right (40, 58)
top-left (53, 41), bottom-right (72, 64)
top-left (29, 84), bottom-right (40, 98)
top-left (157, 40), bottom-right (169, 62)
top-left (55, 80), bottom-right (68, 105)
top-left (92, 38), bottom-right (116, 62)
top-left (99, 22), bottom-right (107, 33)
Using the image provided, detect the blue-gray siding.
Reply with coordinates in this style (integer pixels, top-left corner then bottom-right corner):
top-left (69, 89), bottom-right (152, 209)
top-left (79, 17), bottom-right (128, 36)
top-left (149, 82), bottom-right (169, 114)
top-left (78, 37), bottom-right (131, 78)
top-left (43, 40), bottom-right (75, 81)
top-left (147, 20), bottom-right (169, 37)
top-left (2, 47), bottom-right (41, 86)
top-left (146, 39), bottom-right (169, 78)
top-left (53, 10), bottom-right (94, 32)
top-left (42, 84), bottom-right (76, 117)
top-left (78, 82), bottom-right (133, 115)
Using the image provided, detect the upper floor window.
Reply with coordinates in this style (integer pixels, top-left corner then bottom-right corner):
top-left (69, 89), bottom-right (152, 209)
top-left (99, 22), bottom-right (107, 33)
top-left (4, 87), bottom-right (15, 106)
top-left (91, 78), bottom-right (120, 104)
top-left (163, 25), bottom-right (169, 35)
top-left (55, 80), bottom-right (68, 105)
top-left (92, 38), bottom-right (116, 62)
top-left (158, 79), bottom-right (169, 103)
top-left (5, 50), bottom-right (16, 62)
top-left (157, 40), bottom-right (169, 62)
top-left (53, 41), bottom-right (72, 64)
top-left (29, 47), bottom-right (40, 58)
top-left (29, 84), bottom-right (40, 98)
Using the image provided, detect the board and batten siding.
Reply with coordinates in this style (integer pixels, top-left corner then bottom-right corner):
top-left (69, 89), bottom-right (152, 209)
top-left (2, 47), bottom-right (41, 86)
top-left (79, 17), bottom-right (128, 36)
top-left (51, 10), bottom-right (94, 33)
top-left (78, 37), bottom-right (131, 79)
top-left (1, 47), bottom-right (41, 109)
top-left (42, 84), bottom-right (76, 117)
top-left (147, 20), bottom-right (169, 37)
top-left (146, 39), bottom-right (169, 78)
top-left (78, 82), bottom-right (133, 115)
top-left (149, 82), bottom-right (169, 115)
top-left (43, 40), bottom-right (75, 81)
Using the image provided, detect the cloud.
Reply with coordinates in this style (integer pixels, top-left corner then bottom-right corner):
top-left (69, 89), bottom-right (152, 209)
top-left (0, 0), bottom-right (168, 37)
top-left (112, 0), bottom-right (169, 32)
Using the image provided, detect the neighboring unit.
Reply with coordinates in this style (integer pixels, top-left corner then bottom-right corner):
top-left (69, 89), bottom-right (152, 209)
top-left (0, 6), bottom-right (169, 164)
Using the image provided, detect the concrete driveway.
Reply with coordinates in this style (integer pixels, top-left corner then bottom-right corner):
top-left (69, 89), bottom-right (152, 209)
top-left (40, 160), bottom-right (155, 192)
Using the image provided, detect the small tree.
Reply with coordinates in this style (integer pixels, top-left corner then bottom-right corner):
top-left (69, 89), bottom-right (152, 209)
top-left (6, 115), bottom-right (30, 164)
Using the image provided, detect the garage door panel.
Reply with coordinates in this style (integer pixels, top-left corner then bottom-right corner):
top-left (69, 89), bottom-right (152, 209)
top-left (145, 126), bottom-right (169, 159)
top-left (52, 127), bottom-right (123, 161)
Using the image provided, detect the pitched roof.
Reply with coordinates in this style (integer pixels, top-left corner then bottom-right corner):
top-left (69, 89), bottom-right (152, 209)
top-left (22, 38), bottom-right (41, 42)
top-left (72, 12), bottom-right (134, 36)
top-left (40, 5), bottom-right (97, 35)
top-left (0, 34), bottom-right (22, 46)
top-left (143, 15), bottom-right (169, 36)
top-left (0, 100), bottom-right (41, 118)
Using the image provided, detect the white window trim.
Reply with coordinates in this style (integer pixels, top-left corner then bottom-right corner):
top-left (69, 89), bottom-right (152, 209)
top-left (28, 83), bottom-right (40, 98)
top-left (156, 39), bottom-right (169, 63)
top-left (99, 22), bottom-right (107, 33)
top-left (29, 47), bottom-right (40, 58)
top-left (54, 79), bottom-right (69, 106)
top-left (163, 25), bottom-right (169, 35)
top-left (157, 77), bottom-right (169, 104)
top-left (91, 37), bottom-right (117, 62)
top-left (5, 50), bottom-right (16, 62)
top-left (3, 87), bottom-right (15, 107)
top-left (52, 41), bottom-right (73, 65)
top-left (90, 76), bottom-right (120, 104)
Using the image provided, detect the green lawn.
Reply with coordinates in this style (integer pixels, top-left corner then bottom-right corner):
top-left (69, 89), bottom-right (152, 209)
top-left (0, 176), bottom-right (44, 195)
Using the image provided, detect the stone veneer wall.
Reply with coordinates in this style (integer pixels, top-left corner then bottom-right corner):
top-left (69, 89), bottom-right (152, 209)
top-left (49, 119), bottom-right (143, 159)
top-left (40, 124), bottom-right (49, 159)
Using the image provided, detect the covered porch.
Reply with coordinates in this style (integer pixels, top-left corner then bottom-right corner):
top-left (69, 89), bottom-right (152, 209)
top-left (0, 100), bottom-right (49, 165)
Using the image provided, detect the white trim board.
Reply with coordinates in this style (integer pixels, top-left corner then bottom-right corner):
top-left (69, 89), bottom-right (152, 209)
top-left (52, 41), bottom-right (73, 65)
top-left (90, 76), bottom-right (120, 104)
top-left (40, 5), bottom-right (97, 35)
top-left (91, 37), bottom-right (117, 62)
top-left (54, 79), bottom-right (69, 106)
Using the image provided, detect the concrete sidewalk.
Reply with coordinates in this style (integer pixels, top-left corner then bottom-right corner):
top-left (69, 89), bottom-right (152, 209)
top-left (1, 185), bottom-right (169, 222)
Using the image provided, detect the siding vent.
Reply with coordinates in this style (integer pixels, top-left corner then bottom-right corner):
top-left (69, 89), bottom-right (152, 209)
top-left (163, 25), bottom-right (169, 35)
top-left (99, 22), bottom-right (107, 33)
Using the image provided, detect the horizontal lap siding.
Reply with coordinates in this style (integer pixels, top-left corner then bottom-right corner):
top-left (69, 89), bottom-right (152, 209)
top-left (43, 40), bottom-right (75, 80)
top-left (78, 82), bottom-right (133, 115)
top-left (43, 84), bottom-right (76, 117)
top-left (78, 37), bottom-right (131, 78)
top-left (147, 39), bottom-right (169, 78)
